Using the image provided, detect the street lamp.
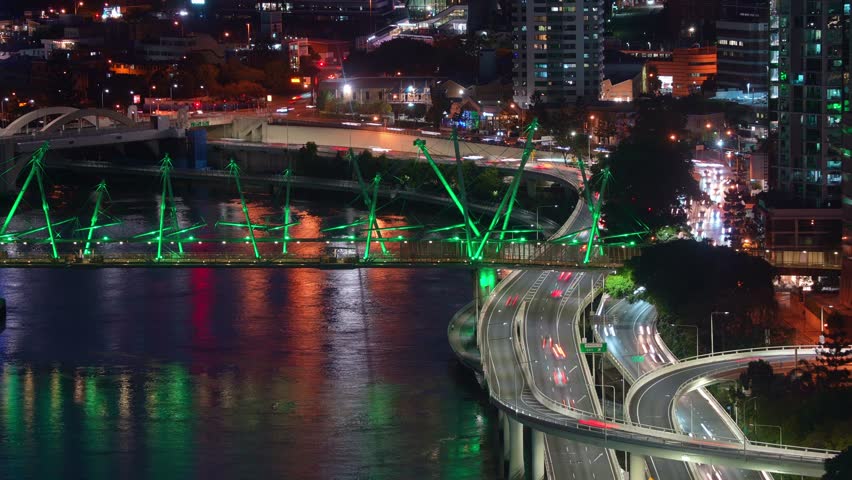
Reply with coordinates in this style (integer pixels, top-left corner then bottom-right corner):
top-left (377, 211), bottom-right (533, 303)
top-left (820, 304), bottom-right (833, 336)
top-left (0, 97), bottom-right (7, 128)
top-left (170, 83), bottom-right (178, 100)
top-left (101, 88), bottom-right (109, 108)
top-left (749, 423), bottom-right (782, 444)
top-left (246, 23), bottom-right (251, 48)
top-left (710, 311), bottom-right (730, 353)
top-left (535, 204), bottom-right (559, 240)
top-left (670, 323), bottom-right (699, 357)
top-left (744, 397), bottom-right (759, 426)
top-left (595, 383), bottom-right (617, 420)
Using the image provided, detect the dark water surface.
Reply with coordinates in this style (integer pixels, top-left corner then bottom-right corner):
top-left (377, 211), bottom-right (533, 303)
top-left (0, 267), bottom-right (497, 479)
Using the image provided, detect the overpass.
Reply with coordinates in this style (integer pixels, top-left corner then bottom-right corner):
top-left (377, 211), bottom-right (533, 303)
top-left (0, 107), bottom-right (184, 194)
top-left (0, 158), bottom-right (839, 272)
top-left (0, 113), bottom-right (844, 476)
top-left (480, 266), bottom-right (837, 478)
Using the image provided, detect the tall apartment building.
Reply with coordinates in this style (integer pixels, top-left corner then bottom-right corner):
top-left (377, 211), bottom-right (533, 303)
top-left (511, 0), bottom-right (604, 107)
top-left (716, 0), bottom-right (769, 93)
top-left (255, 0), bottom-right (396, 38)
top-left (769, 0), bottom-right (849, 208)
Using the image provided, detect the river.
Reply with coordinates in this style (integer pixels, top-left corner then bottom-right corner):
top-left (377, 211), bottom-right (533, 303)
top-left (0, 181), bottom-right (499, 479)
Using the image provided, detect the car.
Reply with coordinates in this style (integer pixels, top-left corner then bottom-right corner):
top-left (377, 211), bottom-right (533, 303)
top-left (275, 107), bottom-right (290, 114)
top-left (552, 368), bottom-right (567, 385)
top-left (551, 343), bottom-right (566, 359)
top-left (505, 295), bottom-right (520, 307)
top-left (558, 271), bottom-right (573, 281)
top-left (550, 289), bottom-right (563, 298)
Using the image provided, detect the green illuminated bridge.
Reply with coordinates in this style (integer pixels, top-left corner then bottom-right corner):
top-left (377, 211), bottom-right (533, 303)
top-left (0, 123), bottom-right (841, 272)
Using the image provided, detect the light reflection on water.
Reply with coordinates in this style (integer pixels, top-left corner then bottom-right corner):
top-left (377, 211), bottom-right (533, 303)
top-left (0, 267), bottom-right (497, 479)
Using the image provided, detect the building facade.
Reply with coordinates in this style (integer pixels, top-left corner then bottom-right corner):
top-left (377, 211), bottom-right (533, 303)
top-left (511, 0), bottom-right (604, 107)
top-left (769, 0), bottom-right (848, 208)
top-left (319, 76), bottom-right (436, 107)
top-left (716, 0), bottom-right (770, 93)
top-left (648, 47), bottom-right (717, 98)
top-left (256, 0), bottom-right (396, 38)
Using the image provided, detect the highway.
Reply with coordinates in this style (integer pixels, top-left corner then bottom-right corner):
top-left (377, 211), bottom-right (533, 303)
top-left (478, 156), bottom-right (832, 478)
top-left (689, 160), bottom-right (732, 246)
top-left (476, 161), bottom-right (620, 480)
top-left (602, 299), bottom-right (773, 480)
top-left (482, 268), bottom-right (619, 480)
top-left (627, 351), bottom-right (818, 442)
top-left (523, 270), bottom-right (619, 480)
top-left (478, 157), bottom-right (831, 479)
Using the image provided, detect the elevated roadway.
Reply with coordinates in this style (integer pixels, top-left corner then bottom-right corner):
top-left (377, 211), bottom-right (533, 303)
top-left (475, 160), bottom-right (836, 479)
top-left (601, 300), bottom-right (775, 480)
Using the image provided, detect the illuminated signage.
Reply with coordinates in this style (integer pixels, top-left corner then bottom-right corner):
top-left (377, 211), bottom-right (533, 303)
top-left (190, 0), bottom-right (206, 4)
top-left (102, 6), bottom-right (122, 19)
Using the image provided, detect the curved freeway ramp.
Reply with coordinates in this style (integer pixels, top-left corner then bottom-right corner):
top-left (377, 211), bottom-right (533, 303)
top-left (475, 161), bottom-right (835, 478)
top-left (602, 299), bottom-right (779, 480)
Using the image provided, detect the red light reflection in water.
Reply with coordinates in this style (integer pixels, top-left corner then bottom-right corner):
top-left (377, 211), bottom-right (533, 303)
top-left (190, 268), bottom-right (214, 349)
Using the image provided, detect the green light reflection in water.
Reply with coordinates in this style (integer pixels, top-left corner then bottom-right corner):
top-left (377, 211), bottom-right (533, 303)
top-left (146, 363), bottom-right (194, 480)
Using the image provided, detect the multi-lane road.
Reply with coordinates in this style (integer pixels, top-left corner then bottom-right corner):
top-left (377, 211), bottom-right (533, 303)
top-left (476, 159), bottom-right (832, 479)
top-left (483, 268), bottom-right (618, 480)
top-left (602, 299), bottom-right (775, 480)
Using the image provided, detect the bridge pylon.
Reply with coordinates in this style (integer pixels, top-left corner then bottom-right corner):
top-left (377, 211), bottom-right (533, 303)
top-left (281, 168), bottom-right (294, 254)
top-left (470, 118), bottom-right (539, 261)
top-left (348, 149), bottom-right (388, 256)
top-left (80, 180), bottom-right (113, 256)
top-left (584, 167), bottom-right (612, 264)
top-left (155, 154), bottom-right (182, 260)
top-left (363, 174), bottom-right (381, 260)
top-left (0, 142), bottom-right (62, 259)
top-left (226, 159), bottom-right (260, 259)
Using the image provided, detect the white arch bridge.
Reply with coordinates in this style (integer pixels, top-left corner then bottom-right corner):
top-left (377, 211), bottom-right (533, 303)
top-left (0, 107), bottom-right (184, 193)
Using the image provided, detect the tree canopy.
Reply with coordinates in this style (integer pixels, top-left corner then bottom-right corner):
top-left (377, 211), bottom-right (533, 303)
top-left (590, 132), bottom-right (701, 236)
top-left (630, 240), bottom-right (777, 352)
top-left (825, 447), bottom-right (852, 480)
top-left (343, 38), bottom-right (477, 82)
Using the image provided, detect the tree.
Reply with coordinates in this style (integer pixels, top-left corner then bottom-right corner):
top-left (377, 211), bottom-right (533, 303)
top-left (824, 446), bottom-right (852, 480)
top-left (739, 360), bottom-right (774, 396)
top-left (469, 167), bottom-right (504, 201)
top-left (590, 133), bottom-right (701, 236)
top-left (263, 60), bottom-right (293, 93)
top-left (220, 57), bottom-right (265, 85)
top-left (645, 64), bottom-right (662, 95)
top-left (426, 81), bottom-right (450, 128)
top-left (298, 55), bottom-right (320, 79)
top-left (811, 330), bottom-right (852, 390)
top-left (604, 272), bottom-right (635, 298)
top-left (594, 120), bottom-right (618, 146)
top-left (229, 80), bottom-right (265, 98)
top-left (630, 240), bottom-right (777, 352)
top-left (342, 38), bottom-right (476, 81)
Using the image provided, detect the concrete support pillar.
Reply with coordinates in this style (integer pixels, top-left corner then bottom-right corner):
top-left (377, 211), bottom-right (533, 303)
top-left (508, 419), bottom-right (524, 479)
top-left (629, 453), bottom-right (647, 480)
top-left (502, 414), bottom-right (511, 460)
top-left (474, 268), bottom-right (496, 348)
top-left (531, 429), bottom-right (545, 480)
top-left (526, 178), bottom-right (537, 198)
